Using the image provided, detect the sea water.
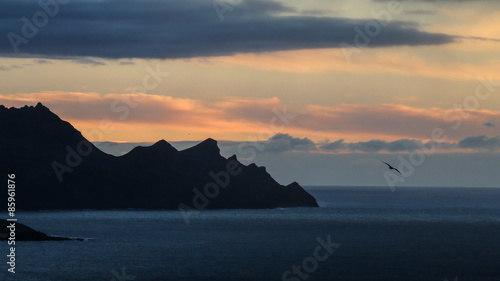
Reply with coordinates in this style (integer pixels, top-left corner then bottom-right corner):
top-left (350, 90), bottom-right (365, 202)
top-left (1, 186), bottom-right (500, 281)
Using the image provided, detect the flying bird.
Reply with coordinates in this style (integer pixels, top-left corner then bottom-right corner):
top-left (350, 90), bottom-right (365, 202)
top-left (381, 161), bottom-right (401, 175)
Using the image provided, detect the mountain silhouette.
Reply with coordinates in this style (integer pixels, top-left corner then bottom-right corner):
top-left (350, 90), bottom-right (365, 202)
top-left (0, 103), bottom-right (318, 210)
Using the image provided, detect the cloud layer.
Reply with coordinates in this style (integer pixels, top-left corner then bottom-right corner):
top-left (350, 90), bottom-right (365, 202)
top-left (458, 135), bottom-right (500, 151)
top-left (93, 133), bottom-right (500, 158)
top-left (0, 0), bottom-right (456, 59)
top-left (1, 92), bottom-right (500, 143)
top-left (226, 134), bottom-right (500, 154)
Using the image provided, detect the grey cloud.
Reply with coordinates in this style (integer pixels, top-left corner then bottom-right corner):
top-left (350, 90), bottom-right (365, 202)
top-left (386, 139), bottom-right (422, 151)
top-left (484, 122), bottom-right (496, 127)
top-left (0, 65), bottom-right (22, 71)
top-left (456, 36), bottom-right (500, 42)
top-left (319, 139), bottom-right (345, 151)
top-left (118, 61), bottom-right (136, 66)
top-left (233, 133), bottom-right (317, 154)
top-left (320, 138), bottom-right (457, 152)
top-left (156, 134), bottom-right (318, 155)
top-left (0, 0), bottom-right (456, 59)
top-left (386, 139), bottom-right (455, 152)
top-left (347, 140), bottom-right (387, 152)
top-left (320, 136), bottom-right (500, 153)
top-left (95, 134), bottom-right (500, 158)
top-left (264, 133), bottom-right (317, 152)
top-left (458, 135), bottom-right (500, 151)
top-left (34, 59), bottom-right (51, 64)
top-left (72, 57), bottom-right (107, 66)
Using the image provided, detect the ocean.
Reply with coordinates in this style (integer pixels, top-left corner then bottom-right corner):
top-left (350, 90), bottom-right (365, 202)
top-left (1, 186), bottom-right (500, 281)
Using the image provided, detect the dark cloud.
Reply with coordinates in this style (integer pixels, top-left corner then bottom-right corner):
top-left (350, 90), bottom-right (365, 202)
top-left (320, 138), bottom-right (456, 152)
top-left (95, 134), bottom-right (500, 157)
top-left (484, 122), bottom-right (496, 128)
top-left (456, 36), bottom-right (500, 42)
top-left (232, 133), bottom-right (317, 154)
top-left (118, 60), bottom-right (136, 66)
top-left (71, 57), bottom-right (107, 66)
top-left (347, 140), bottom-right (387, 152)
top-left (458, 135), bottom-right (500, 151)
top-left (0, 0), bottom-right (455, 59)
top-left (34, 59), bottom-right (51, 64)
top-left (386, 139), bottom-right (422, 152)
top-left (265, 133), bottom-right (317, 152)
top-left (0, 65), bottom-right (22, 71)
top-left (319, 139), bottom-right (345, 151)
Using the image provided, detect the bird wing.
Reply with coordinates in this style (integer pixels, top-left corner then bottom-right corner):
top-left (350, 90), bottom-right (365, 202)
top-left (381, 161), bottom-right (391, 168)
top-left (394, 168), bottom-right (402, 175)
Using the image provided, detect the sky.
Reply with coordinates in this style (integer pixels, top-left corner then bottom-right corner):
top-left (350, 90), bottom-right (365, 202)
top-left (1, 0), bottom-right (500, 188)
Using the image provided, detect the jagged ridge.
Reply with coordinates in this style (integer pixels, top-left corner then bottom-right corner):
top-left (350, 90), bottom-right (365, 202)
top-left (0, 103), bottom-right (318, 210)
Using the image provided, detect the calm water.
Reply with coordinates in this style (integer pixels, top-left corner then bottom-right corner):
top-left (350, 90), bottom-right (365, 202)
top-left (1, 186), bottom-right (500, 281)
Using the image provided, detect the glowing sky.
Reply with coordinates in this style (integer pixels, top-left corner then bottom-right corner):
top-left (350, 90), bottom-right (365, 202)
top-left (1, 0), bottom-right (499, 187)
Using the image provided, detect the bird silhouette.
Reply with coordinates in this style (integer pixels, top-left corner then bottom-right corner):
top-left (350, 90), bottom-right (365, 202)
top-left (381, 161), bottom-right (402, 174)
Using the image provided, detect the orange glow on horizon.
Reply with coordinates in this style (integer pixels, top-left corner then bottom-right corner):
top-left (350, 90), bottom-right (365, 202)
top-left (1, 91), bottom-right (499, 143)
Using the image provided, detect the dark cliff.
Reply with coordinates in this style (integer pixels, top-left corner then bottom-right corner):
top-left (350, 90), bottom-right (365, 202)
top-left (0, 103), bottom-right (318, 210)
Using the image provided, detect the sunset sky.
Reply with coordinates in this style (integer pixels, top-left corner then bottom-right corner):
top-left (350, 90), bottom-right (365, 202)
top-left (1, 0), bottom-right (499, 187)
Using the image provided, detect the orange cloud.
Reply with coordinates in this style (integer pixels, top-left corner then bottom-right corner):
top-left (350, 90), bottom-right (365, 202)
top-left (295, 103), bottom-right (500, 141)
top-left (0, 92), bottom-right (284, 141)
top-left (1, 92), bottom-right (499, 142)
top-left (202, 47), bottom-right (500, 81)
